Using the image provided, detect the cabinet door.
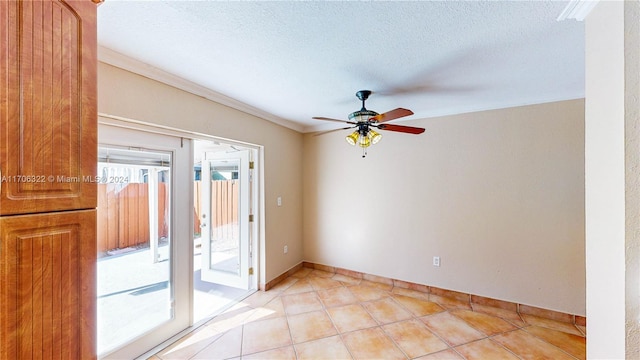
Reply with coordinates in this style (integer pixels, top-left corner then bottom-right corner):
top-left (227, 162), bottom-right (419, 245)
top-left (0, 0), bottom-right (98, 215)
top-left (0, 210), bottom-right (96, 360)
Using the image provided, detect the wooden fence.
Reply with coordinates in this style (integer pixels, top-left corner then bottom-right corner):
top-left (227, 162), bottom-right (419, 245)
top-left (194, 180), bottom-right (239, 240)
top-left (97, 183), bottom-right (168, 254)
top-left (98, 180), bottom-right (238, 254)
top-left (194, 181), bottom-right (202, 236)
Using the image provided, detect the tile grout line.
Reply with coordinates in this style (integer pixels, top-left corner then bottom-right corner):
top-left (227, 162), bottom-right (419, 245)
top-left (283, 307), bottom-right (298, 360)
top-left (372, 278), bottom-right (555, 358)
top-left (313, 274), bottom-right (405, 358)
top-left (396, 298), bottom-right (458, 359)
top-left (519, 326), bottom-right (583, 360)
top-left (287, 279), bottom-right (517, 358)
top-left (240, 321), bottom-right (245, 359)
top-left (305, 262), bottom-right (586, 326)
top-left (486, 328), bottom-right (529, 360)
top-left (317, 285), bottom-right (357, 360)
top-left (313, 273), bottom-right (509, 358)
top-left (325, 278), bottom-right (358, 356)
top-left (455, 336), bottom-right (524, 360)
top-left (366, 284), bottom-right (454, 359)
top-left (320, 300), bottom-right (354, 359)
top-left (210, 269), bottom-right (584, 360)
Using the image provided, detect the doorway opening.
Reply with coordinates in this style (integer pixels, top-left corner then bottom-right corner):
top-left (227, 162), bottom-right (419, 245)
top-left (192, 139), bottom-right (257, 323)
top-left (96, 121), bottom-right (261, 357)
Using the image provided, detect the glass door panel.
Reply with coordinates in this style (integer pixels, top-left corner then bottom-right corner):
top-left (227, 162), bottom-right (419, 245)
top-left (209, 158), bottom-right (240, 275)
top-left (97, 123), bottom-right (191, 359)
top-left (96, 146), bottom-right (172, 354)
top-left (200, 150), bottom-right (250, 290)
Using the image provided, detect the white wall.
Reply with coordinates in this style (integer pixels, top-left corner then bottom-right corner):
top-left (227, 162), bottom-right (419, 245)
top-left (98, 62), bottom-right (304, 285)
top-left (584, 1), bottom-right (626, 358)
top-left (585, 1), bottom-right (640, 358)
top-left (303, 100), bottom-right (585, 315)
top-left (624, 2), bottom-right (640, 356)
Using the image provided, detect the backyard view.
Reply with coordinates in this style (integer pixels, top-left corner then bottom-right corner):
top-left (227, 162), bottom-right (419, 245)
top-left (194, 175), bottom-right (241, 275)
top-left (96, 145), bottom-right (249, 355)
top-left (96, 155), bottom-right (172, 354)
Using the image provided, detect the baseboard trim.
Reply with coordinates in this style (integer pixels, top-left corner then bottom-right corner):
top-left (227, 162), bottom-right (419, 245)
top-left (262, 261), bottom-right (586, 326)
top-left (261, 262), bottom-right (304, 291)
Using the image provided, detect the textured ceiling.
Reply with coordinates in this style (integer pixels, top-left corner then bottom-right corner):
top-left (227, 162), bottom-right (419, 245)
top-left (97, 1), bottom-right (584, 133)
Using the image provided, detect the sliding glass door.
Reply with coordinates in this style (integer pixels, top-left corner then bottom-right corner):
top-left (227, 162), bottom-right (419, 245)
top-left (97, 123), bottom-right (192, 359)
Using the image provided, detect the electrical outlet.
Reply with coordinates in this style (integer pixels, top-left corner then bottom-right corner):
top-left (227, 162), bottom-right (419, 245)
top-left (433, 256), bottom-right (441, 267)
top-left (277, 196), bottom-right (282, 207)
top-left (284, 245), bottom-right (288, 254)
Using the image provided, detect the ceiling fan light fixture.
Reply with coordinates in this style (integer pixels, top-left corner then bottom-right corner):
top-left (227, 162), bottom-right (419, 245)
top-left (358, 134), bottom-right (371, 148)
top-left (313, 90), bottom-right (424, 157)
top-left (368, 129), bottom-right (382, 144)
top-left (345, 131), bottom-right (359, 146)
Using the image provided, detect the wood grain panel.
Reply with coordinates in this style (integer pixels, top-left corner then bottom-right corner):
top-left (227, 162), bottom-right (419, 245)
top-left (0, 0), bottom-right (97, 215)
top-left (0, 210), bottom-right (96, 359)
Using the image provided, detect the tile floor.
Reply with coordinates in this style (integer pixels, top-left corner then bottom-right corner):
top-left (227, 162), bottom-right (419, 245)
top-left (151, 268), bottom-right (586, 359)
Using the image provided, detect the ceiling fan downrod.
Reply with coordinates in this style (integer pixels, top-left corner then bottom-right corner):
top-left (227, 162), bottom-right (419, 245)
top-left (355, 90), bottom-right (372, 111)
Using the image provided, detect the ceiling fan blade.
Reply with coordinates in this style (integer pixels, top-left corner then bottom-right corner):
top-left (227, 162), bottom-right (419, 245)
top-left (313, 126), bottom-right (355, 137)
top-left (377, 123), bottom-right (425, 134)
top-left (369, 108), bottom-right (414, 123)
top-left (312, 116), bottom-right (357, 125)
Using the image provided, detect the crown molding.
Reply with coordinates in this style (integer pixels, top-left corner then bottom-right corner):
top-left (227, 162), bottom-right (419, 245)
top-left (557, 0), bottom-right (599, 21)
top-left (97, 46), bottom-right (305, 133)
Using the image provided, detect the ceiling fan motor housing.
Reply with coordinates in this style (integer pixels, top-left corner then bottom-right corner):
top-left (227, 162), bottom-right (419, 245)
top-left (355, 90), bottom-right (372, 101)
top-left (348, 109), bottom-right (378, 123)
top-left (356, 122), bottom-right (370, 135)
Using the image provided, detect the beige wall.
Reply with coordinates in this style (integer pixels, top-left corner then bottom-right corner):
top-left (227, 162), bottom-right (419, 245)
top-left (303, 99), bottom-right (585, 315)
top-left (99, 59), bottom-right (586, 317)
top-left (98, 62), bottom-right (304, 285)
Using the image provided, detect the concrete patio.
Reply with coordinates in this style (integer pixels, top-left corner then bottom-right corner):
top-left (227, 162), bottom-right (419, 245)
top-left (97, 243), bottom-right (250, 355)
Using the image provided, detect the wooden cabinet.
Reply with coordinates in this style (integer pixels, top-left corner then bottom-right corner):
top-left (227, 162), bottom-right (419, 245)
top-left (0, 1), bottom-right (100, 359)
top-left (0, 0), bottom-right (98, 215)
top-left (0, 210), bottom-right (96, 359)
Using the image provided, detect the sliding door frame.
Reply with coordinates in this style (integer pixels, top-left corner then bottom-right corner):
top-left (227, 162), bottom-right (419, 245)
top-left (97, 123), bottom-right (192, 359)
top-left (97, 115), bottom-right (262, 357)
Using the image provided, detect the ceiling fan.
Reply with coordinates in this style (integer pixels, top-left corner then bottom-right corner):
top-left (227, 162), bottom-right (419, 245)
top-left (313, 90), bottom-right (425, 157)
